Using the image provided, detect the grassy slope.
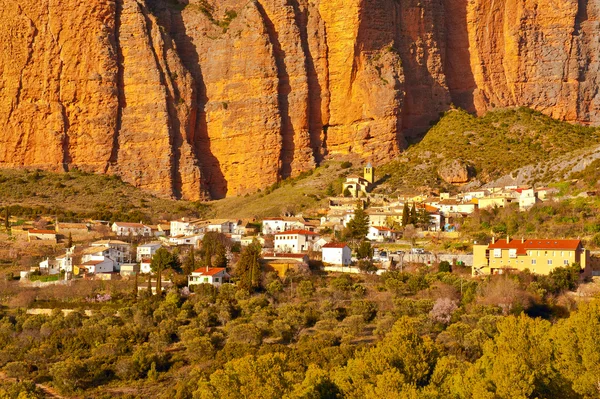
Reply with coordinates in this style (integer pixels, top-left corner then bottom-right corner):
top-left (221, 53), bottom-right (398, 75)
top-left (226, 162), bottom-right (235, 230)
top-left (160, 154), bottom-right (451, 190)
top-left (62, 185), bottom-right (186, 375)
top-left (378, 107), bottom-right (600, 193)
top-left (208, 162), bottom-right (354, 218)
top-left (210, 161), bottom-right (358, 218)
top-left (0, 169), bottom-right (208, 223)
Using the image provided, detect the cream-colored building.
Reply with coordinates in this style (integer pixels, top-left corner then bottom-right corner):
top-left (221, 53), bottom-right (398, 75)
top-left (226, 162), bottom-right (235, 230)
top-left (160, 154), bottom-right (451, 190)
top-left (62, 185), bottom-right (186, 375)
top-left (477, 197), bottom-right (509, 210)
top-left (473, 237), bottom-right (590, 276)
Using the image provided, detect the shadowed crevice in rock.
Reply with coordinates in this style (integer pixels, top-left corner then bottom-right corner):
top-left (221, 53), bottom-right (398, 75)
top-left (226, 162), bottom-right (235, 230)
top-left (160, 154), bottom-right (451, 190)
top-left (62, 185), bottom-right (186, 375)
top-left (107, 0), bottom-right (125, 173)
top-left (443, 0), bottom-right (477, 113)
top-left (137, 4), bottom-right (179, 197)
top-left (292, 0), bottom-right (324, 165)
top-left (255, 1), bottom-right (295, 180)
top-left (162, 1), bottom-right (227, 199)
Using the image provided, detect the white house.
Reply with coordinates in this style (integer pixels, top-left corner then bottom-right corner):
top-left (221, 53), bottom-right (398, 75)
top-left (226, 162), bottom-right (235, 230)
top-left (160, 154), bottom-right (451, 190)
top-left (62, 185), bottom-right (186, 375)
top-left (188, 267), bottom-right (228, 287)
top-left (262, 217), bottom-right (306, 235)
top-left (322, 242), bottom-right (352, 266)
top-left (136, 242), bottom-right (162, 262)
top-left (39, 247), bottom-right (74, 275)
top-left (168, 234), bottom-right (203, 246)
top-left (205, 219), bottom-right (236, 234)
top-left (517, 188), bottom-right (539, 211)
top-left (79, 259), bottom-right (114, 274)
top-left (111, 222), bottom-right (152, 237)
top-left (39, 259), bottom-right (61, 275)
top-left (170, 218), bottom-right (203, 237)
top-left (140, 259), bottom-right (152, 274)
top-left (274, 230), bottom-right (319, 254)
top-left (367, 226), bottom-right (398, 242)
top-left (81, 240), bottom-right (131, 272)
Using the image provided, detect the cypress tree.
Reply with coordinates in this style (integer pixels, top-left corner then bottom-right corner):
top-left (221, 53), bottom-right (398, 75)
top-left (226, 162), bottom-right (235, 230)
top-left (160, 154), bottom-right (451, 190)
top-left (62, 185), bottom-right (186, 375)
top-left (410, 203), bottom-right (418, 225)
top-left (402, 202), bottom-right (410, 226)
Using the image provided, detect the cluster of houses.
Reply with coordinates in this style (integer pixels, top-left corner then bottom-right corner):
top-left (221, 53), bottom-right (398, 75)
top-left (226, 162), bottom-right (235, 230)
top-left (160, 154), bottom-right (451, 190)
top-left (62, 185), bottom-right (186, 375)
top-left (29, 164), bottom-right (582, 285)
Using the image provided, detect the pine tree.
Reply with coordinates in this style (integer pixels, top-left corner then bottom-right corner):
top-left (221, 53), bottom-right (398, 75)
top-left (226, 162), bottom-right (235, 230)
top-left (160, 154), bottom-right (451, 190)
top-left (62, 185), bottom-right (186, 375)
top-left (347, 202), bottom-right (370, 239)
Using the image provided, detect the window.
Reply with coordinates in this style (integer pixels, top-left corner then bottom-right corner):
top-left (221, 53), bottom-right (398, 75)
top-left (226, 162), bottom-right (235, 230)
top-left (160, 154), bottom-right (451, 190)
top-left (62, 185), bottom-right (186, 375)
top-left (493, 249), bottom-right (502, 258)
top-left (564, 260), bottom-right (569, 265)
top-left (203, 277), bottom-right (209, 283)
top-left (531, 259), bottom-right (536, 265)
top-left (548, 260), bottom-right (553, 265)
top-left (214, 277), bottom-right (220, 283)
top-left (508, 249), bottom-right (517, 258)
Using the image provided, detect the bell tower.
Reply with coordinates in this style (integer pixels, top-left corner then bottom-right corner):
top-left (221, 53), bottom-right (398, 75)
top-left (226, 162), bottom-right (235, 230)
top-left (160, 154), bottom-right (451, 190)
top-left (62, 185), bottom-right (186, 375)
top-left (364, 163), bottom-right (374, 184)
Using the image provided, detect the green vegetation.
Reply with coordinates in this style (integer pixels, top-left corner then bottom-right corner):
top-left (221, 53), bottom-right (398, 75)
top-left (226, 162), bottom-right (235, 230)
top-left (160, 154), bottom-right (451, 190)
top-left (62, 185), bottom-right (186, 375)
top-left (1, 261), bottom-right (598, 398)
top-left (569, 158), bottom-right (600, 189)
top-left (460, 198), bottom-right (600, 248)
top-left (379, 107), bottom-right (600, 193)
top-left (0, 169), bottom-right (209, 223)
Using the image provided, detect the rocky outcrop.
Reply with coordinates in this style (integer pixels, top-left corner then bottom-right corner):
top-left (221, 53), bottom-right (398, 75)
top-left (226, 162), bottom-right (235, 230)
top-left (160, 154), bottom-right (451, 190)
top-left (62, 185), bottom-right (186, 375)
top-left (1, 0), bottom-right (600, 200)
top-left (438, 159), bottom-right (473, 184)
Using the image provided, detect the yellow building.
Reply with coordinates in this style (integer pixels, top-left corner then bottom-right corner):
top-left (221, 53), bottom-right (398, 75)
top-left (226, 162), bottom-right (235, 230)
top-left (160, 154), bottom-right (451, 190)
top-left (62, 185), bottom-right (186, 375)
top-left (342, 163), bottom-right (375, 198)
top-left (473, 237), bottom-right (590, 276)
top-left (364, 163), bottom-right (374, 184)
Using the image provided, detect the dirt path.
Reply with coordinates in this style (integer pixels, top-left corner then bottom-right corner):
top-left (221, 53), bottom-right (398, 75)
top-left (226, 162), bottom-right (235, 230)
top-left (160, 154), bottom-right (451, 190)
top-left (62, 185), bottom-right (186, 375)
top-left (0, 371), bottom-right (65, 398)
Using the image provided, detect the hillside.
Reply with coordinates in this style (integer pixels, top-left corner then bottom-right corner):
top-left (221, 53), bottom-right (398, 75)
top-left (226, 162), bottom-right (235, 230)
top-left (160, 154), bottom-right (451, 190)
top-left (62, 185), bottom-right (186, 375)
top-left (378, 108), bottom-right (600, 193)
top-left (0, 169), bottom-right (208, 223)
top-left (208, 161), bottom-right (355, 219)
top-left (2, 0), bottom-right (600, 200)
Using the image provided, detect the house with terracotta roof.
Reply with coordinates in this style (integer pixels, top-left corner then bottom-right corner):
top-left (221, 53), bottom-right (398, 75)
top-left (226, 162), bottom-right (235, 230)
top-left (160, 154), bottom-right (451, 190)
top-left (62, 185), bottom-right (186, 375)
top-left (367, 226), bottom-right (398, 242)
top-left (322, 242), bottom-right (352, 266)
top-left (188, 267), bottom-right (228, 287)
top-left (273, 230), bottom-right (320, 254)
top-left (111, 222), bottom-right (151, 237)
top-left (473, 237), bottom-right (590, 276)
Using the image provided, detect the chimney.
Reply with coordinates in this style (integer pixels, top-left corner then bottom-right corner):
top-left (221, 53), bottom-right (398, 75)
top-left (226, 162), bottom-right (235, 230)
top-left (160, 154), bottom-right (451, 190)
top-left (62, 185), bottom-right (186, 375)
top-left (206, 264), bottom-right (209, 272)
top-left (521, 237), bottom-right (525, 244)
top-left (492, 236), bottom-right (495, 244)
top-left (507, 235), bottom-right (510, 243)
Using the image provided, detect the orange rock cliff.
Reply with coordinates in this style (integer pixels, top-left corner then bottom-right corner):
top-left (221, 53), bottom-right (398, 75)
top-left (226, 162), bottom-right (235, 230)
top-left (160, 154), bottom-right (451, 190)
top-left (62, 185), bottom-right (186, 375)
top-left (1, 0), bottom-right (599, 200)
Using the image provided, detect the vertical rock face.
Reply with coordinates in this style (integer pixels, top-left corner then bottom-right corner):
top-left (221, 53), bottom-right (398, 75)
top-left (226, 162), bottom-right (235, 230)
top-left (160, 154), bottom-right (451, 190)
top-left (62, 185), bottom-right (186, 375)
top-left (1, 0), bottom-right (600, 199)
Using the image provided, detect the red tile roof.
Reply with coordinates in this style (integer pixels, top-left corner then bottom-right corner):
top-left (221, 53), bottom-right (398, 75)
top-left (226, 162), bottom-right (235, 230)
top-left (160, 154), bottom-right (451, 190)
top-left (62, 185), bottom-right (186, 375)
top-left (489, 238), bottom-right (581, 255)
top-left (29, 229), bottom-right (57, 235)
top-left (371, 226), bottom-right (395, 232)
top-left (274, 230), bottom-right (318, 236)
top-left (323, 242), bottom-right (349, 249)
top-left (192, 267), bottom-right (226, 276)
top-left (81, 260), bottom-right (106, 266)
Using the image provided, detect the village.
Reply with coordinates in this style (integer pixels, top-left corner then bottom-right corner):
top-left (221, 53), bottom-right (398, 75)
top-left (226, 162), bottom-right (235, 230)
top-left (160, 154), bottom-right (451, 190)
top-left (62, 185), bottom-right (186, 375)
top-left (6, 163), bottom-right (595, 292)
